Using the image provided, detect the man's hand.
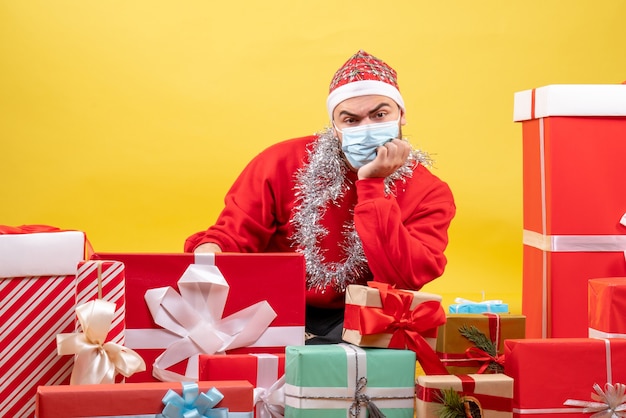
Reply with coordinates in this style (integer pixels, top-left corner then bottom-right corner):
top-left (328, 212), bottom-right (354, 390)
top-left (357, 138), bottom-right (411, 180)
top-left (194, 242), bottom-right (223, 253)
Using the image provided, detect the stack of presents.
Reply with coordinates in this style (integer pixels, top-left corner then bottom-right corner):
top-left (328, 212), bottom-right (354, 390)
top-left (1, 83), bottom-right (625, 418)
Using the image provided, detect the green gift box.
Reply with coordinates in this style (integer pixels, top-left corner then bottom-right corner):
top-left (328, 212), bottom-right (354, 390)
top-left (284, 344), bottom-right (416, 418)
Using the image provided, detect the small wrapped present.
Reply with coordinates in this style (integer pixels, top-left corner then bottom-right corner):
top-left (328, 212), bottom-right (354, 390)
top-left (416, 373), bottom-right (513, 418)
top-left (343, 282), bottom-right (448, 375)
top-left (90, 252), bottom-right (306, 382)
top-left (35, 380), bottom-right (254, 418)
top-left (448, 297), bottom-right (509, 314)
top-left (436, 313), bottom-right (525, 375)
top-left (505, 338), bottom-right (626, 418)
top-left (284, 344), bottom-right (416, 418)
top-left (199, 353), bottom-right (285, 418)
top-left (588, 277), bottom-right (626, 339)
top-left (0, 225), bottom-right (87, 417)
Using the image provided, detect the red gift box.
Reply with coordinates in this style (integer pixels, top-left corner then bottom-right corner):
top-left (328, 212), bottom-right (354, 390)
top-left (199, 353), bottom-right (285, 418)
top-left (90, 252), bottom-right (305, 382)
top-left (514, 85), bottom-right (626, 338)
top-left (588, 277), bottom-right (626, 338)
top-left (0, 227), bottom-right (87, 418)
top-left (35, 380), bottom-right (254, 418)
top-left (505, 338), bottom-right (626, 418)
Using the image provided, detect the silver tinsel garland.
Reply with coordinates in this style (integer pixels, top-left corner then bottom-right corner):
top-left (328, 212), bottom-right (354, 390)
top-left (290, 127), bottom-right (432, 292)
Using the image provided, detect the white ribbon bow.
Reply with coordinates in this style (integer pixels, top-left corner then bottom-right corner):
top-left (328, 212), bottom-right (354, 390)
top-left (564, 383), bottom-right (626, 418)
top-left (145, 263), bottom-right (278, 381)
top-left (254, 375), bottom-right (286, 418)
top-left (57, 299), bottom-right (146, 385)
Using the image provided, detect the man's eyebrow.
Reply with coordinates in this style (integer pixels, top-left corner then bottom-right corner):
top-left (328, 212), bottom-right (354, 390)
top-left (337, 102), bottom-right (393, 118)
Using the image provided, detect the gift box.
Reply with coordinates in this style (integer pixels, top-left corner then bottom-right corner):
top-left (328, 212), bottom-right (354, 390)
top-left (588, 277), bottom-right (626, 339)
top-left (416, 373), bottom-right (513, 418)
top-left (35, 380), bottom-right (254, 418)
top-left (342, 282), bottom-right (448, 375)
top-left (284, 344), bottom-right (416, 418)
top-left (199, 353), bottom-right (285, 418)
top-left (0, 226), bottom-right (86, 418)
top-left (514, 84), bottom-right (626, 338)
top-left (505, 338), bottom-right (626, 418)
top-left (90, 252), bottom-right (306, 382)
top-left (436, 313), bottom-right (525, 375)
top-left (448, 298), bottom-right (509, 314)
top-left (75, 260), bottom-right (125, 345)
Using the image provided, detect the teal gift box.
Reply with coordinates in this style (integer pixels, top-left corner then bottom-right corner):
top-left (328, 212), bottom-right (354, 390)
top-left (448, 298), bottom-right (509, 314)
top-left (284, 344), bottom-right (416, 418)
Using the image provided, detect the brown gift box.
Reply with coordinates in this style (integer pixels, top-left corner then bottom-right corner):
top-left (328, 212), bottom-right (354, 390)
top-left (342, 283), bottom-right (443, 349)
top-left (436, 313), bottom-right (525, 374)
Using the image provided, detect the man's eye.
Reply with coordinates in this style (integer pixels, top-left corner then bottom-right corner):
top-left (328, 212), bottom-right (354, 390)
top-left (375, 112), bottom-right (386, 119)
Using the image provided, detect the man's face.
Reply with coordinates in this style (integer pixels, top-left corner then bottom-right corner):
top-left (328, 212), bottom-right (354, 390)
top-left (332, 94), bottom-right (406, 142)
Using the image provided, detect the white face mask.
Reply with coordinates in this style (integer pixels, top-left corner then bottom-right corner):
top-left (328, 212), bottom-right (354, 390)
top-left (336, 116), bottom-right (401, 168)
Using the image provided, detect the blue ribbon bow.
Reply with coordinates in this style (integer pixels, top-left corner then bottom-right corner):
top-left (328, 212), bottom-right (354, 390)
top-left (161, 382), bottom-right (229, 418)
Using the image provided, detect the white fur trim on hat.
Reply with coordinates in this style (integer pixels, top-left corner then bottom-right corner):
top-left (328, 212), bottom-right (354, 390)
top-left (326, 79), bottom-right (405, 120)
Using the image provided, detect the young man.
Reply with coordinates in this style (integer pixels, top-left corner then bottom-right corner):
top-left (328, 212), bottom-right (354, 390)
top-left (185, 50), bottom-right (456, 344)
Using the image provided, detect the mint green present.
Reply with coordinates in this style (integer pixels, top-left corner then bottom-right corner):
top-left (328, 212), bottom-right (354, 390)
top-left (284, 344), bottom-right (416, 418)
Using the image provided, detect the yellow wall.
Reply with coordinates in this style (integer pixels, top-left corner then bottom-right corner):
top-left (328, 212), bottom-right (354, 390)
top-left (2, 1), bottom-right (626, 314)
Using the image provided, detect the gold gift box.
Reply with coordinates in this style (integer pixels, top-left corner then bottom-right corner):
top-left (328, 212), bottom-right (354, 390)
top-left (436, 313), bottom-right (525, 374)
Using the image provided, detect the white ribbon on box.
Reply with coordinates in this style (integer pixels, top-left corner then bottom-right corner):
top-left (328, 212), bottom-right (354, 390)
top-left (134, 256), bottom-right (278, 382)
top-left (252, 354), bottom-right (285, 418)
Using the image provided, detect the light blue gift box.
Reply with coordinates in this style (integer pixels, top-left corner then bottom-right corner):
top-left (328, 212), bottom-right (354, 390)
top-left (284, 344), bottom-right (415, 418)
top-left (448, 298), bottom-right (509, 314)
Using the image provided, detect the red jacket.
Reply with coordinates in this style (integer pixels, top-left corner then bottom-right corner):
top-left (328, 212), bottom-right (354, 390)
top-left (185, 135), bottom-right (456, 308)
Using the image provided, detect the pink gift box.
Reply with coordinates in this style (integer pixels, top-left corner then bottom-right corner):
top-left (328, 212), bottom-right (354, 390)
top-left (514, 85), bottom-right (626, 338)
top-left (588, 277), bottom-right (626, 338)
top-left (90, 252), bottom-right (305, 382)
top-left (0, 228), bottom-right (86, 417)
top-left (505, 338), bottom-right (626, 418)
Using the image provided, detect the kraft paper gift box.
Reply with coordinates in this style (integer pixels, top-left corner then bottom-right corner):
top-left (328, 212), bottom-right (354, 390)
top-left (436, 313), bottom-right (525, 375)
top-left (199, 353), bottom-right (285, 418)
top-left (0, 226), bottom-right (86, 418)
top-left (514, 84), bottom-right (626, 338)
top-left (416, 373), bottom-right (513, 418)
top-left (588, 277), bottom-right (626, 339)
top-left (342, 282), bottom-right (448, 375)
top-left (504, 338), bottom-right (626, 418)
top-left (90, 252), bottom-right (306, 382)
top-left (35, 380), bottom-right (254, 418)
top-left (284, 344), bottom-right (416, 418)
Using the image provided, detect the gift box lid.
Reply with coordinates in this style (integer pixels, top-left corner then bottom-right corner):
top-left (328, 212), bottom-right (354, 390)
top-left (0, 230), bottom-right (86, 277)
top-left (513, 84), bottom-right (626, 121)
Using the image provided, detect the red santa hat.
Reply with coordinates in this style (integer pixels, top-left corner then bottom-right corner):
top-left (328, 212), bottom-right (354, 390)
top-left (326, 50), bottom-right (405, 120)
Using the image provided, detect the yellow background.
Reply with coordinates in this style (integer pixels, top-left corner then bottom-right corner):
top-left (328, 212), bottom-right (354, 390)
top-left (2, 1), bottom-right (625, 314)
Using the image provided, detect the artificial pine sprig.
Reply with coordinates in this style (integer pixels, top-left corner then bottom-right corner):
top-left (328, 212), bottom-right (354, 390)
top-left (436, 388), bottom-right (484, 418)
top-left (436, 388), bottom-right (467, 418)
top-left (458, 325), bottom-right (504, 373)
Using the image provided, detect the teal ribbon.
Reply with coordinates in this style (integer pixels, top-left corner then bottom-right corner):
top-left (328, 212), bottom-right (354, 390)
top-left (161, 382), bottom-right (229, 418)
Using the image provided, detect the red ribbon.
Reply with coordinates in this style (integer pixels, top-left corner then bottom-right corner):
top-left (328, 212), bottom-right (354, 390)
top-left (344, 281), bottom-right (449, 375)
top-left (416, 374), bottom-right (512, 412)
top-left (0, 224), bottom-right (63, 234)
